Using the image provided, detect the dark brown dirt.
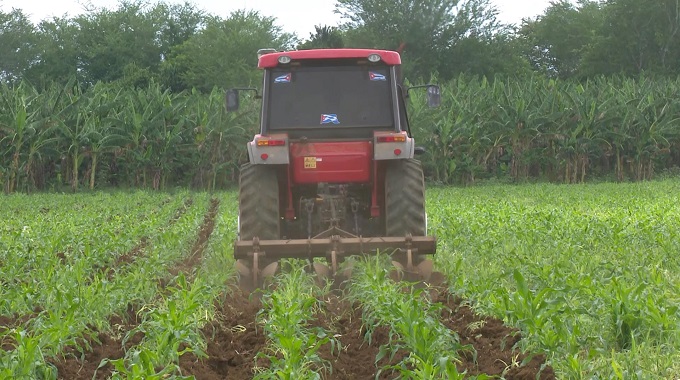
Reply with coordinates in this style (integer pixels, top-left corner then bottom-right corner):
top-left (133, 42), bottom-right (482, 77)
top-left (169, 198), bottom-right (220, 278)
top-left (434, 290), bottom-right (555, 379)
top-left (52, 286), bottom-right (555, 380)
top-left (1, 307), bottom-right (43, 350)
top-left (0, 307), bottom-right (41, 330)
top-left (178, 289), bottom-right (266, 379)
top-left (51, 307), bottom-right (143, 380)
top-left (52, 197), bottom-right (223, 379)
top-left (49, 197), bottom-right (553, 380)
top-left (315, 293), bottom-right (409, 379)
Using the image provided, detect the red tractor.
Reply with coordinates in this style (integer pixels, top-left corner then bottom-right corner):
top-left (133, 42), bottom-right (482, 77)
top-left (227, 48), bottom-right (441, 288)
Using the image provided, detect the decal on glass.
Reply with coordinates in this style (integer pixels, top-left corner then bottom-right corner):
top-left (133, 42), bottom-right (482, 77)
top-left (369, 71), bottom-right (386, 81)
top-left (320, 114), bottom-right (340, 124)
top-left (274, 73), bottom-right (291, 83)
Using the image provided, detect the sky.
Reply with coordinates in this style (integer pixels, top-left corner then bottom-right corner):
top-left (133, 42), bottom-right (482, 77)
top-left (0, 0), bottom-right (554, 37)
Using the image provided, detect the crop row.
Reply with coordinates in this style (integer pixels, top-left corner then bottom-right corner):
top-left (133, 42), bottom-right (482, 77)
top-left (249, 256), bottom-right (501, 379)
top-left (429, 179), bottom-right (680, 378)
top-left (0, 191), bottom-right (179, 316)
top-left (0, 191), bottom-right (214, 378)
top-left (3, 179), bottom-right (677, 379)
top-left (101, 193), bottom-right (237, 379)
top-left (347, 256), bottom-right (470, 379)
top-left (254, 263), bottom-right (332, 380)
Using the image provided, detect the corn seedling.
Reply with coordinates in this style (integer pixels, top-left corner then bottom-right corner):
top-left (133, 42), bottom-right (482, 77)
top-left (254, 262), bottom-right (334, 380)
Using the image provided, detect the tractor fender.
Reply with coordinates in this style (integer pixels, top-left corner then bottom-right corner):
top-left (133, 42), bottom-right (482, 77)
top-left (247, 135), bottom-right (290, 164)
top-left (373, 133), bottom-right (415, 160)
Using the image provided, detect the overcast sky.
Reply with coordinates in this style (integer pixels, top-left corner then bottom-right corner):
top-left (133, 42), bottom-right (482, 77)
top-left (1, 0), bottom-right (554, 37)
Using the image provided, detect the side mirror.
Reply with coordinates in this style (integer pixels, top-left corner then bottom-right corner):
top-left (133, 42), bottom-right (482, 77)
top-left (414, 146), bottom-right (426, 155)
top-left (225, 89), bottom-right (240, 111)
top-left (406, 84), bottom-right (441, 107)
top-left (426, 85), bottom-right (441, 108)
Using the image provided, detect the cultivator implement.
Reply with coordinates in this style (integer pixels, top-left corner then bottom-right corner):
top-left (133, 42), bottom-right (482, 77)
top-left (234, 226), bottom-right (439, 289)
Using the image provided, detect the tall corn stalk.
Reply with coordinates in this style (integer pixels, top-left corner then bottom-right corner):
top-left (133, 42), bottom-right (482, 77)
top-left (0, 82), bottom-right (42, 193)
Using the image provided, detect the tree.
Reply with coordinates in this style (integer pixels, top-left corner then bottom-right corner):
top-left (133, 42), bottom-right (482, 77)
top-left (0, 9), bottom-right (39, 83)
top-left (24, 17), bottom-right (81, 88)
top-left (165, 10), bottom-right (295, 92)
top-left (518, 0), bottom-right (604, 79)
top-left (298, 25), bottom-right (345, 49)
top-left (335, 0), bottom-right (508, 80)
top-left (583, 0), bottom-right (680, 76)
top-left (336, 0), bottom-right (459, 78)
top-left (73, 2), bottom-right (163, 85)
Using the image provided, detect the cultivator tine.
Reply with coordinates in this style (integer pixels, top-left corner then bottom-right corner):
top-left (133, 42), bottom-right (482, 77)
top-left (416, 259), bottom-right (433, 280)
top-left (389, 260), bottom-right (405, 282)
top-left (340, 262), bottom-right (353, 280)
top-left (261, 261), bottom-right (278, 280)
top-left (312, 250), bottom-right (351, 286)
top-left (330, 250), bottom-right (338, 274)
top-left (252, 250), bottom-right (260, 288)
top-left (235, 240), bottom-right (280, 291)
top-left (313, 262), bottom-right (331, 285)
top-left (427, 270), bottom-right (446, 287)
top-left (235, 259), bottom-right (251, 278)
top-left (390, 257), bottom-right (443, 285)
top-left (236, 259), bottom-right (254, 291)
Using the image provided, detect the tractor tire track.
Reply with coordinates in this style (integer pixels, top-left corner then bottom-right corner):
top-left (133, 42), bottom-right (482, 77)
top-left (168, 197), bottom-right (220, 278)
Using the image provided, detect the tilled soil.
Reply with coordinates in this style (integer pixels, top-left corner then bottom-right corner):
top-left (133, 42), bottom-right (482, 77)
top-left (54, 287), bottom-right (554, 379)
top-left (51, 197), bottom-right (555, 379)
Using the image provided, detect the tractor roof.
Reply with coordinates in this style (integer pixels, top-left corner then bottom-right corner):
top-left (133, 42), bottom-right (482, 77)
top-left (258, 49), bottom-right (401, 68)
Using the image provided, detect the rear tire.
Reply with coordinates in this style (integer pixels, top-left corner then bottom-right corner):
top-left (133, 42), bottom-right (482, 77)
top-left (385, 159), bottom-right (427, 237)
top-left (385, 159), bottom-right (428, 280)
top-left (237, 164), bottom-right (280, 288)
top-left (238, 163), bottom-right (280, 241)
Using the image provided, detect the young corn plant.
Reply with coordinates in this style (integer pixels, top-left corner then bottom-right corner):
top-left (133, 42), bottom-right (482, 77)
top-left (348, 255), bottom-right (472, 379)
top-left (0, 192), bottom-right (208, 378)
top-left (119, 275), bottom-right (210, 370)
top-left (102, 347), bottom-right (192, 380)
top-left (0, 329), bottom-right (57, 380)
top-left (427, 181), bottom-right (680, 378)
top-left (254, 262), bottom-right (334, 380)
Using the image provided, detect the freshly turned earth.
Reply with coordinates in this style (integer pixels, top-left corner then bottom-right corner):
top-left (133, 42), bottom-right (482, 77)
top-left (50, 198), bottom-right (554, 379)
top-left (53, 287), bottom-right (554, 380)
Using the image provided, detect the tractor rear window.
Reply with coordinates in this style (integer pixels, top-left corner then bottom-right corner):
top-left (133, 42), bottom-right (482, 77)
top-left (265, 65), bottom-right (393, 131)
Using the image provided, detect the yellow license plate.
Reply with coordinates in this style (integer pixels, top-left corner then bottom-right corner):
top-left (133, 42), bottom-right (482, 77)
top-left (304, 157), bottom-right (317, 169)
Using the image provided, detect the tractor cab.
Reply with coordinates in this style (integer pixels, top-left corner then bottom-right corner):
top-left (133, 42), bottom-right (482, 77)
top-left (227, 49), bottom-right (442, 289)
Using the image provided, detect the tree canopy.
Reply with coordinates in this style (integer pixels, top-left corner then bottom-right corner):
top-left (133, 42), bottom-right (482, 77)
top-left (2, 0), bottom-right (680, 88)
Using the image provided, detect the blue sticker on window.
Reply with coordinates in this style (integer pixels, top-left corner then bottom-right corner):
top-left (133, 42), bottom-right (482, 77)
top-left (320, 114), bottom-right (340, 124)
top-left (369, 71), bottom-right (386, 81)
top-left (274, 73), bottom-right (291, 83)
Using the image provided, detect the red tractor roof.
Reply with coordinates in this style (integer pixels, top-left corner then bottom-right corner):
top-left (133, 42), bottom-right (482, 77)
top-left (258, 49), bottom-right (401, 68)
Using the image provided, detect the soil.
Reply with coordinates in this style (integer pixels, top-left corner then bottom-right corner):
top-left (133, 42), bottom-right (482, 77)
top-left (50, 196), bottom-right (555, 379)
top-left (53, 286), bottom-right (554, 379)
top-left (169, 198), bottom-right (220, 278)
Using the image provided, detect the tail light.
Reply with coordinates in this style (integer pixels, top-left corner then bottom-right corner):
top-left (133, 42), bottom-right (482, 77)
top-left (256, 138), bottom-right (286, 146)
top-left (376, 133), bottom-right (407, 143)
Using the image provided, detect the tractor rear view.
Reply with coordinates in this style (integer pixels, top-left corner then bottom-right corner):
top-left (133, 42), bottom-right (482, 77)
top-left (227, 48), bottom-right (441, 289)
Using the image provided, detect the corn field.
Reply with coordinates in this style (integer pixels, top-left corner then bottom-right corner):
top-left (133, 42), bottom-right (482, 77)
top-left (410, 74), bottom-right (680, 184)
top-left (1, 180), bottom-right (679, 379)
top-left (1, 75), bottom-right (680, 193)
top-left (0, 80), bottom-right (260, 193)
